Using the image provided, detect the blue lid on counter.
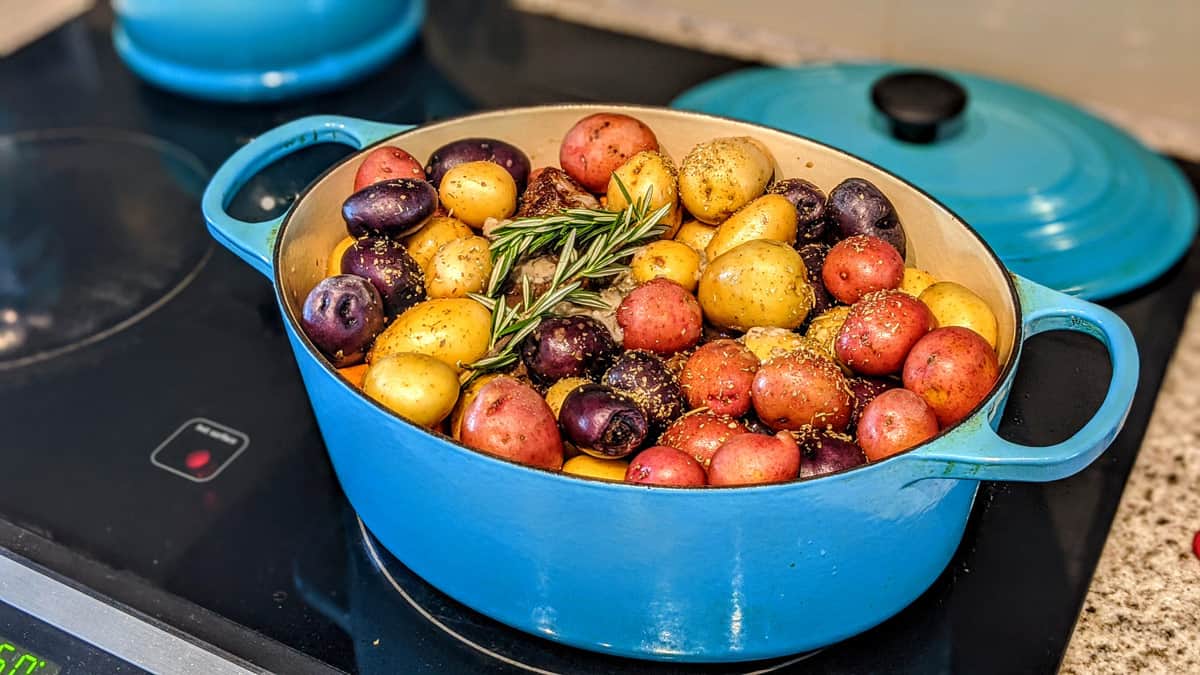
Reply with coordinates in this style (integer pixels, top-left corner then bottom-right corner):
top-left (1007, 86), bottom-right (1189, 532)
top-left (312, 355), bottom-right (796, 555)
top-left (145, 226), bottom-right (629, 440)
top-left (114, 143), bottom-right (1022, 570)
top-left (672, 63), bottom-right (1197, 299)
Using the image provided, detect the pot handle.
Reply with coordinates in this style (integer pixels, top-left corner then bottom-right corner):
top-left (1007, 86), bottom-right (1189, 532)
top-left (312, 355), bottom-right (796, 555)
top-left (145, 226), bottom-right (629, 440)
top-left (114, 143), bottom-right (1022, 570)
top-left (909, 275), bottom-right (1138, 482)
top-left (202, 115), bottom-right (414, 277)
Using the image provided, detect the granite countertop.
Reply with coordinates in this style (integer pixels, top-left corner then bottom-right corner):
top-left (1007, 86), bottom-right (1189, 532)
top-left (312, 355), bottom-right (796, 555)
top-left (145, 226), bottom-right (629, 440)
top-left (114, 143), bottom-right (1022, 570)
top-left (1060, 294), bottom-right (1200, 674)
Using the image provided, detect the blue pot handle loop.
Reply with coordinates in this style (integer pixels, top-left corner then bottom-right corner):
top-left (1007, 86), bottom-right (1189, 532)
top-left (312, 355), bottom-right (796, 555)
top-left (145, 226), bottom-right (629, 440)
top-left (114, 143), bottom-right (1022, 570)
top-left (910, 275), bottom-right (1139, 482)
top-left (202, 115), bottom-right (414, 277)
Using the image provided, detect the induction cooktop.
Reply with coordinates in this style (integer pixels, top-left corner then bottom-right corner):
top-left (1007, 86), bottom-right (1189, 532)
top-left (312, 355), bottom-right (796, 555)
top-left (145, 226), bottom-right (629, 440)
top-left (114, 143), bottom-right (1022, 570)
top-left (0, 3), bottom-right (1197, 674)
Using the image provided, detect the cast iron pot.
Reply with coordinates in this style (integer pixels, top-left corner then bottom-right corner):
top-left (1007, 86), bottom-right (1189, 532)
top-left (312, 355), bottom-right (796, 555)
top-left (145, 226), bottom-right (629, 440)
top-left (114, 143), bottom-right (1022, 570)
top-left (202, 106), bottom-right (1138, 662)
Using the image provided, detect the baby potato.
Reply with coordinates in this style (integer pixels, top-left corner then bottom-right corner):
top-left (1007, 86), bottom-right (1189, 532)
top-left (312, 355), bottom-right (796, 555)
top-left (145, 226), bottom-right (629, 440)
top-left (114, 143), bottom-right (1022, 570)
top-left (403, 216), bottom-right (473, 270)
top-left (450, 373), bottom-right (501, 440)
top-left (899, 267), bottom-right (939, 297)
top-left (460, 377), bottom-right (564, 470)
top-left (705, 193), bottom-right (798, 260)
top-left (903, 326), bottom-right (1000, 427)
top-left (328, 236), bottom-right (356, 277)
top-left (919, 281), bottom-right (999, 349)
top-left (698, 239), bottom-right (815, 331)
top-left (805, 306), bottom-right (852, 361)
top-left (708, 432), bottom-right (800, 486)
top-left (607, 150), bottom-right (682, 237)
top-left (678, 137), bottom-right (774, 224)
top-left (362, 353), bottom-right (461, 427)
top-left (674, 220), bottom-right (719, 258)
top-left (425, 236), bottom-right (493, 299)
top-left (680, 340), bottom-right (759, 417)
top-left (741, 327), bottom-right (829, 363)
top-left (438, 161), bottom-right (518, 228)
top-left (563, 455), bottom-right (629, 481)
top-left (630, 240), bottom-right (702, 292)
top-left (369, 298), bottom-right (492, 371)
top-left (560, 113), bottom-right (660, 193)
top-left (751, 351), bottom-right (854, 432)
top-left (616, 278), bottom-right (703, 355)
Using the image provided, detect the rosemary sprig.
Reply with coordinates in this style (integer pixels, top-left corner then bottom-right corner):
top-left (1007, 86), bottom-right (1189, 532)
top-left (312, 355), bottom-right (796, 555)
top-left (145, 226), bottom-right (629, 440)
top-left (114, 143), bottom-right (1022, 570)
top-left (465, 177), bottom-right (669, 377)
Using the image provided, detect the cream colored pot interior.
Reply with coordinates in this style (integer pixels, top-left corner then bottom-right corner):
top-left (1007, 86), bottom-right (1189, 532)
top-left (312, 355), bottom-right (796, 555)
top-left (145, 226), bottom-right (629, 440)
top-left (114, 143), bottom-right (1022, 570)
top-left (278, 105), bottom-right (1018, 366)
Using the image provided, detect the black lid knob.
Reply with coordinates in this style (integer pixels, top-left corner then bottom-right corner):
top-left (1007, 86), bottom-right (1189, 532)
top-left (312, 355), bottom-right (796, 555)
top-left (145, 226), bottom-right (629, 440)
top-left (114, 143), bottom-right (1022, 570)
top-left (871, 70), bottom-right (968, 144)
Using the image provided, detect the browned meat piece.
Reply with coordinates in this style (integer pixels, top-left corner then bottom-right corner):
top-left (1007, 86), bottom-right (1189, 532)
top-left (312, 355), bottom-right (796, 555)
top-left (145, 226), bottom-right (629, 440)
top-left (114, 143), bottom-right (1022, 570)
top-left (518, 167), bottom-right (600, 217)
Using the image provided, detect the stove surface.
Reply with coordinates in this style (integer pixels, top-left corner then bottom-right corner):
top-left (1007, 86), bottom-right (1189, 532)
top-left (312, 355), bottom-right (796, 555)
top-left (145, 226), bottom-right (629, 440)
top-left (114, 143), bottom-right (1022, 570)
top-left (1, 4), bottom-right (1197, 674)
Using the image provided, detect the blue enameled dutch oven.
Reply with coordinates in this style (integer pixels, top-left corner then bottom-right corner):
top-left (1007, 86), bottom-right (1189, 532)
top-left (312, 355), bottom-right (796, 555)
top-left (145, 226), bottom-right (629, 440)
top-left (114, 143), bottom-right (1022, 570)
top-left (202, 106), bottom-right (1138, 662)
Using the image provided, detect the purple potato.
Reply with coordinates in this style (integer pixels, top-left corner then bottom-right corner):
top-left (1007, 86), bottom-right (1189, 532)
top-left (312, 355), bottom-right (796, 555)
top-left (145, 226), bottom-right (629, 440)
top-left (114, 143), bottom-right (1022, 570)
top-left (425, 137), bottom-right (532, 190)
top-left (558, 384), bottom-right (649, 459)
top-left (769, 178), bottom-right (827, 244)
top-left (603, 350), bottom-right (685, 432)
top-left (341, 237), bottom-right (426, 317)
top-left (826, 178), bottom-right (906, 257)
top-left (848, 375), bottom-right (898, 429)
top-left (797, 428), bottom-right (867, 478)
top-left (301, 275), bottom-right (385, 367)
top-left (519, 316), bottom-right (619, 385)
top-left (741, 413), bottom-right (776, 436)
top-left (342, 178), bottom-right (438, 238)
top-left (797, 243), bottom-right (835, 317)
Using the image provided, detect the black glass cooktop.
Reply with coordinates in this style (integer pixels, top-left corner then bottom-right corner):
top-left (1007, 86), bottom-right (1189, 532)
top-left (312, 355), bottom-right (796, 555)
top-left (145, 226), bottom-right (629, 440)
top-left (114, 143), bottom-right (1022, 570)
top-left (1, 3), bottom-right (1197, 674)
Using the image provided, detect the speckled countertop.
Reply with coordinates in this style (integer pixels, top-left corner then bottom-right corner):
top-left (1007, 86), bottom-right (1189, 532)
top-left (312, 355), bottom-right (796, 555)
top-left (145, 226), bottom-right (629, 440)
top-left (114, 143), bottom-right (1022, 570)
top-left (1060, 294), bottom-right (1200, 674)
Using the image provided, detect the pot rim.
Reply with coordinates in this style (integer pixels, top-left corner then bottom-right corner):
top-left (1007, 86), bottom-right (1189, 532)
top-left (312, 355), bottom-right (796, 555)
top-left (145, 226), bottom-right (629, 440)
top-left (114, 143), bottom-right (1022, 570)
top-left (273, 103), bottom-right (1023, 491)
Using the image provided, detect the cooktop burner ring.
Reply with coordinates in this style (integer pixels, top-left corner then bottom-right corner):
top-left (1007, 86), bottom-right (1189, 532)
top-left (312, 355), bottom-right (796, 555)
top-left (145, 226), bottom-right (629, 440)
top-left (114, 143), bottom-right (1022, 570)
top-left (356, 517), bottom-right (820, 674)
top-left (0, 127), bottom-right (212, 370)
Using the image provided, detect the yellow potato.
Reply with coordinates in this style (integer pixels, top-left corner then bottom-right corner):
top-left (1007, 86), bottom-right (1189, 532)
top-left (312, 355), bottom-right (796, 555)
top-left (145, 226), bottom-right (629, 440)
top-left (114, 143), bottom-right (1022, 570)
top-left (674, 220), bottom-right (718, 258)
top-left (425, 236), bottom-right (494, 299)
top-left (369, 298), bottom-right (492, 371)
top-left (804, 306), bottom-right (852, 360)
top-left (705, 194), bottom-right (798, 260)
top-left (363, 353), bottom-right (461, 427)
top-left (563, 455), bottom-right (629, 481)
top-left (607, 150), bottom-right (682, 238)
top-left (698, 240), bottom-right (814, 330)
top-left (439, 161), bottom-right (517, 228)
top-left (327, 236), bottom-right (356, 277)
top-left (403, 216), bottom-right (473, 270)
top-left (630, 240), bottom-right (702, 292)
top-left (678, 137), bottom-right (773, 224)
top-left (919, 281), bottom-right (999, 348)
top-left (544, 377), bottom-right (591, 418)
top-left (741, 327), bottom-right (828, 363)
top-left (450, 372), bottom-right (501, 440)
top-left (899, 267), bottom-right (939, 297)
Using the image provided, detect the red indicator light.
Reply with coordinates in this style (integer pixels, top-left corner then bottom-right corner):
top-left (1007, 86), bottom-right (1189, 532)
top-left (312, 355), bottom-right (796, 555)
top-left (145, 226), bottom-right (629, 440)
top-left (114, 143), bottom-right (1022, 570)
top-left (185, 449), bottom-right (212, 471)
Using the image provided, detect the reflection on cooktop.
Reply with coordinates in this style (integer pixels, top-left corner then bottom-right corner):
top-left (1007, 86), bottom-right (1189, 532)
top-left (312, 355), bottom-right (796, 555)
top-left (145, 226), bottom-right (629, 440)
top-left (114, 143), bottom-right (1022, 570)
top-left (0, 129), bottom-right (210, 368)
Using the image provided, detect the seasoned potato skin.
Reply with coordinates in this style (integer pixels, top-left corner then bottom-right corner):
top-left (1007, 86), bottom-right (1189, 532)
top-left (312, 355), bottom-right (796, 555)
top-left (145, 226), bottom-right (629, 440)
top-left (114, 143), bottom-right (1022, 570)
top-left (698, 240), bottom-right (814, 331)
top-left (705, 193), bottom-right (798, 260)
top-left (607, 150), bottom-right (682, 237)
top-left (902, 326), bottom-right (1000, 427)
top-left (616, 278), bottom-right (703, 355)
top-left (857, 388), bottom-right (939, 461)
top-left (751, 352), bottom-right (854, 432)
top-left (678, 137), bottom-right (774, 224)
top-left (559, 113), bottom-right (659, 193)
top-left (369, 298), bottom-right (491, 371)
top-left (403, 216), bottom-right (473, 271)
top-left (362, 353), bottom-right (461, 427)
top-left (708, 432), bottom-right (800, 486)
top-left (680, 339), bottom-right (759, 417)
top-left (460, 376), bottom-right (564, 470)
top-left (438, 161), bottom-right (518, 228)
top-left (835, 290), bottom-right (934, 376)
top-left (425, 235), bottom-right (493, 299)
top-left (918, 282), bottom-right (999, 349)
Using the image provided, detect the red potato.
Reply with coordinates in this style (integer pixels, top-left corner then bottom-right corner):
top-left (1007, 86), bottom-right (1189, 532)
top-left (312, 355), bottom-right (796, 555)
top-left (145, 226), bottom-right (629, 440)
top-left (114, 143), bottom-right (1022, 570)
top-left (559, 113), bottom-right (659, 193)
top-left (751, 352), bottom-right (854, 431)
top-left (659, 412), bottom-right (749, 467)
top-left (822, 234), bottom-right (905, 304)
top-left (459, 377), bottom-right (564, 470)
top-left (835, 290), bottom-right (935, 376)
top-left (903, 326), bottom-right (1001, 427)
top-left (625, 446), bottom-right (708, 487)
top-left (708, 432), bottom-right (801, 486)
top-left (680, 339), bottom-right (759, 417)
top-left (616, 278), bottom-right (703, 355)
top-left (354, 146), bottom-right (425, 191)
top-left (857, 388), bottom-right (940, 461)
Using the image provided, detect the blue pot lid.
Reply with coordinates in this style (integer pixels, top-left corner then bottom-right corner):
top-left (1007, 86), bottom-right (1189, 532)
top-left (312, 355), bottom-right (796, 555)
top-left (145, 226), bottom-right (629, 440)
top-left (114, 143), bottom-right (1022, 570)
top-left (672, 63), bottom-right (1197, 299)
